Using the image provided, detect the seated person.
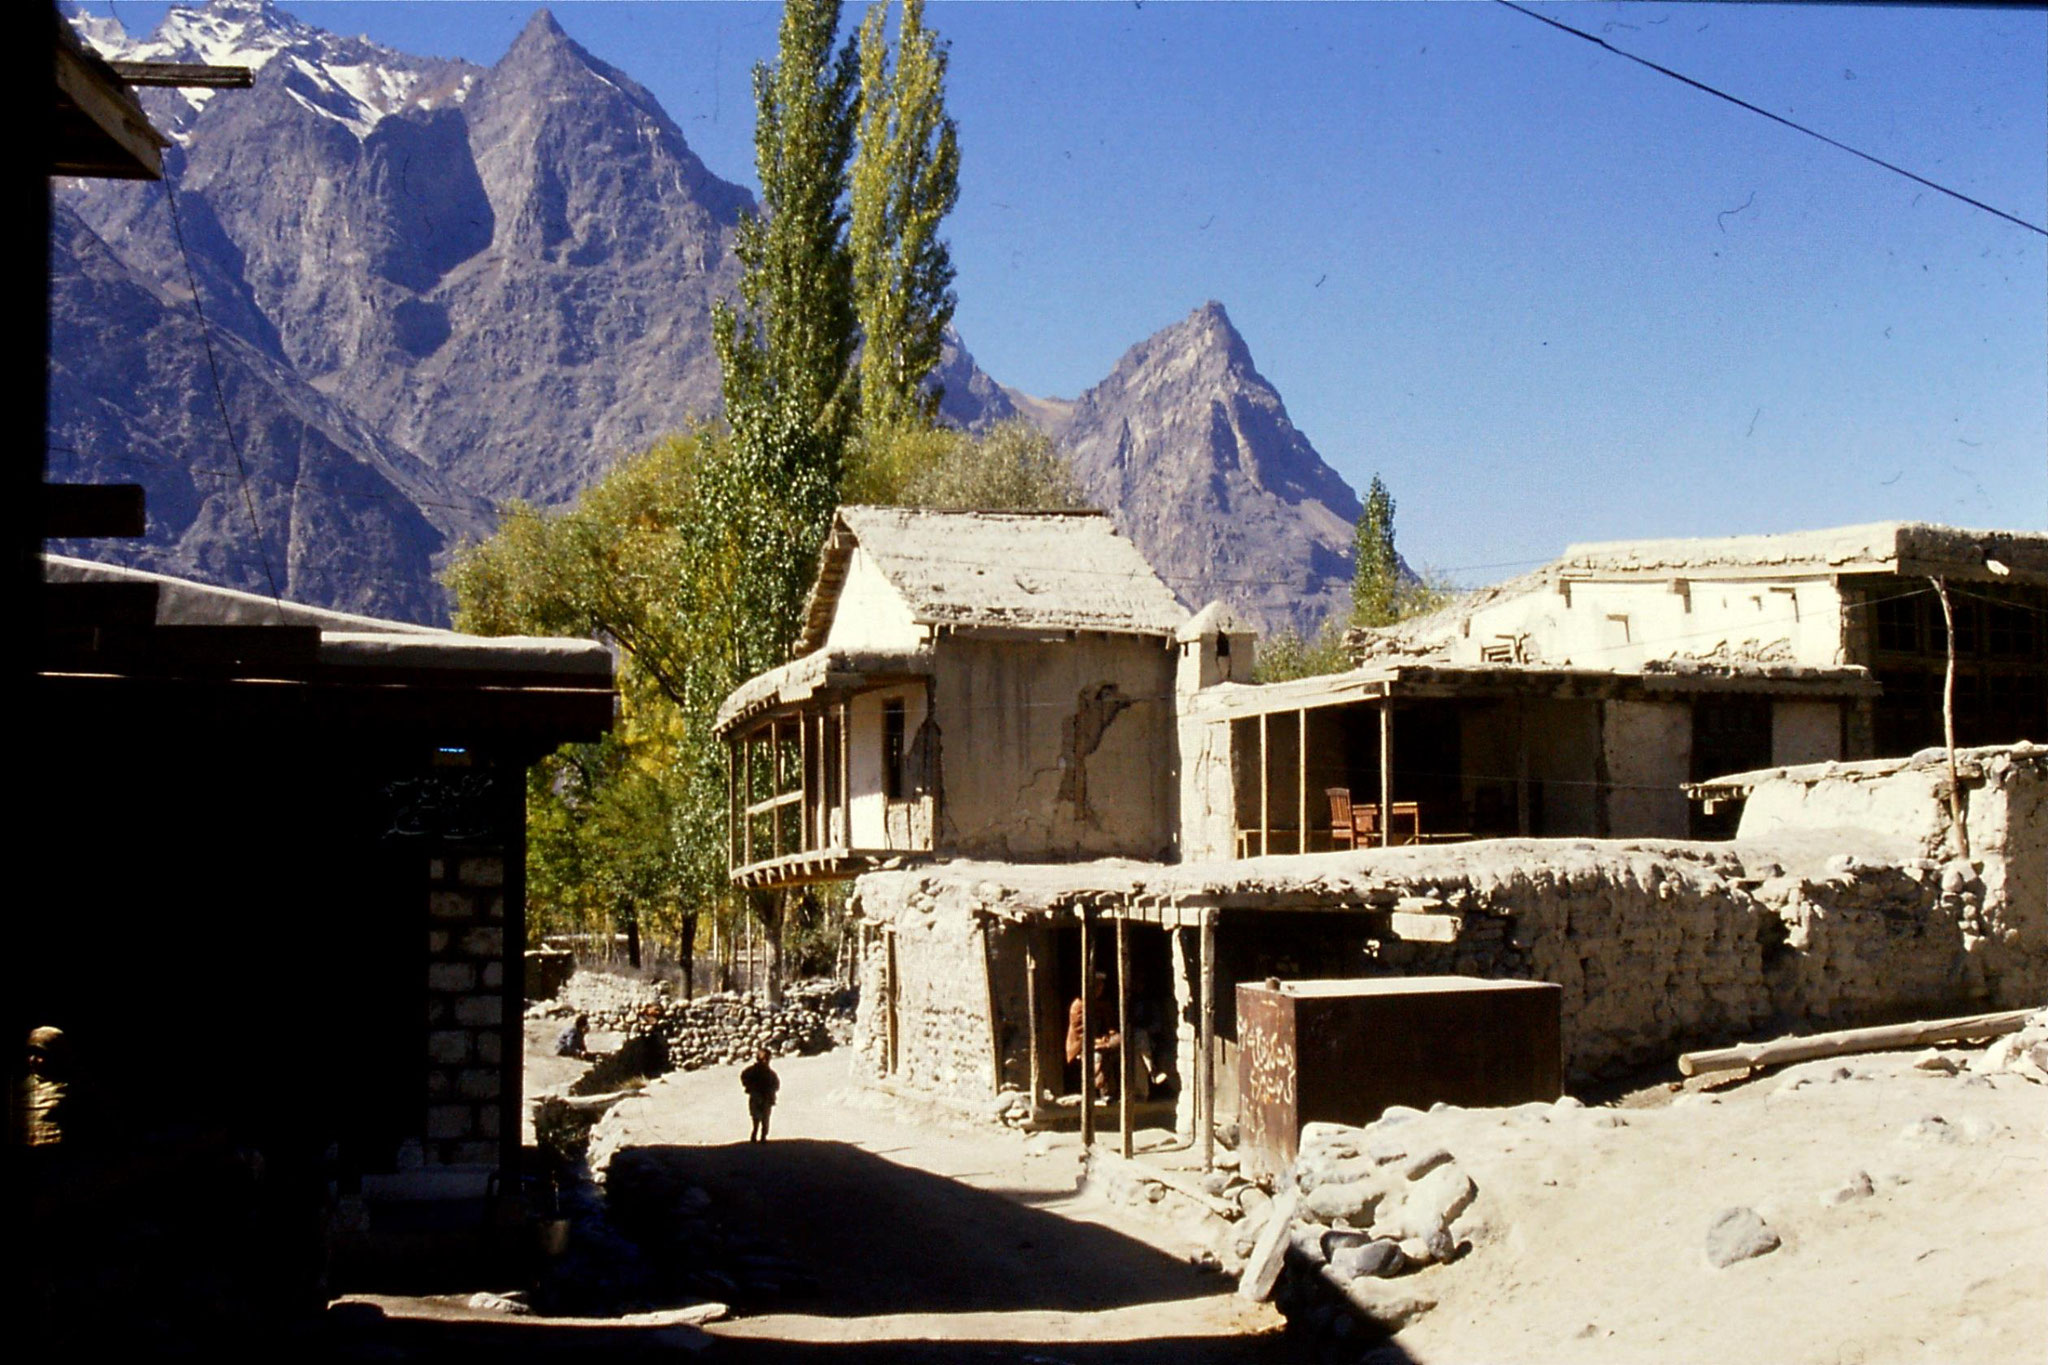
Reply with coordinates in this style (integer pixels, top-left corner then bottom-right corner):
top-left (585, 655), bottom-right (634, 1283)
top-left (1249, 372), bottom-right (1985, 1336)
top-left (554, 1013), bottom-right (589, 1059)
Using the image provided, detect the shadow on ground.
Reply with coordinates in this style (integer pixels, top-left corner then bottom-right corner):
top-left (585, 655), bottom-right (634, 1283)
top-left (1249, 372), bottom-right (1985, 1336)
top-left (604, 1139), bottom-right (1219, 1316)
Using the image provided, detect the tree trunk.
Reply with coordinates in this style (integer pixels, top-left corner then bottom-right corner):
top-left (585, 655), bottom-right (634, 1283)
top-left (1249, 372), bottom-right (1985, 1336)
top-left (622, 897), bottom-right (642, 970)
top-left (678, 911), bottom-right (698, 1000)
top-left (760, 889), bottom-right (786, 1008)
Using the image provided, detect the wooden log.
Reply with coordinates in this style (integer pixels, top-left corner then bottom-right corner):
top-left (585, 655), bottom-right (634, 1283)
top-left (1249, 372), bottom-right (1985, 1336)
top-left (110, 60), bottom-right (254, 88)
top-left (1677, 1009), bottom-right (2036, 1077)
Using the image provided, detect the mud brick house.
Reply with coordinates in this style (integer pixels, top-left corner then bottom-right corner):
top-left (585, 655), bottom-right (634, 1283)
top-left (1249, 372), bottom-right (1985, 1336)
top-left (719, 514), bottom-right (2046, 1162)
top-left (715, 506), bottom-right (1192, 889)
top-left (1351, 522), bottom-right (2048, 767)
top-left (17, 22), bottom-right (616, 1338)
top-left (23, 556), bottom-right (613, 1302)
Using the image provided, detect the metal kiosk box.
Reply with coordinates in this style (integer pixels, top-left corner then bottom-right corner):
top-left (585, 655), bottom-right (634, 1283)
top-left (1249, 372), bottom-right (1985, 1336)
top-left (1237, 976), bottom-right (1563, 1181)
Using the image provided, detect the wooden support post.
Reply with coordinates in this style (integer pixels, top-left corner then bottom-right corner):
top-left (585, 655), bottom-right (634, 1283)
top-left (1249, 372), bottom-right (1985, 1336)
top-left (1296, 707), bottom-right (1309, 854)
top-left (1258, 711), bottom-right (1271, 856)
top-left (1378, 694), bottom-right (1393, 849)
top-left (770, 722), bottom-right (784, 858)
top-left (838, 699), bottom-right (852, 849)
top-left (982, 920), bottom-right (1005, 1094)
top-left (799, 711), bottom-right (812, 852)
top-left (1078, 907), bottom-right (1095, 1147)
top-left (884, 928), bottom-right (899, 1075)
top-left (726, 741), bottom-right (737, 871)
top-left (1931, 576), bottom-right (1971, 860)
top-left (1116, 913), bottom-right (1133, 1159)
top-left (742, 732), bottom-right (755, 866)
top-left (1024, 930), bottom-right (1042, 1109)
top-left (1199, 910), bottom-right (1216, 1172)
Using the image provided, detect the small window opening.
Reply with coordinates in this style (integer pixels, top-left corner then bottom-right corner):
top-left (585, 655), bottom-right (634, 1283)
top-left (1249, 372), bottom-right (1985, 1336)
top-left (882, 699), bottom-right (907, 801)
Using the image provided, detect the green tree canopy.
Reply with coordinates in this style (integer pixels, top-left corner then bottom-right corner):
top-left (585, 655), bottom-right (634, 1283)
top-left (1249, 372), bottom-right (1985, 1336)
top-left (1351, 474), bottom-right (1400, 630)
top-left (851, 0), bottom-right (960, 434)
top-left (714, 0), bottom-right (861, 500)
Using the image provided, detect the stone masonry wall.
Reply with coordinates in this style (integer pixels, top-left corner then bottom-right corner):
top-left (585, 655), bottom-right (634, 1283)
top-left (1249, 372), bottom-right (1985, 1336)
top-left (848, 879), bottom-right (1000, 1102)
top-left (424, 853), bottom-right (507, 1167)
top-left (850, 746), bottom-right (2046, 1097)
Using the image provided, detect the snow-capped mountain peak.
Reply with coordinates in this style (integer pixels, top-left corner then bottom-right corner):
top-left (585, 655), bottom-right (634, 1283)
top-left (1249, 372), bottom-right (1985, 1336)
top-left (64, 0), bottom-right (475, 139)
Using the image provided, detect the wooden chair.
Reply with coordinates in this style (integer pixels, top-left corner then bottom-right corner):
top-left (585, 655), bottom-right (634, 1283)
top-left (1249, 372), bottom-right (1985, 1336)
top-left (1327, 787), bottom-right (1424, 849)
top-left (1327, 788), bottom-right (1359, 850)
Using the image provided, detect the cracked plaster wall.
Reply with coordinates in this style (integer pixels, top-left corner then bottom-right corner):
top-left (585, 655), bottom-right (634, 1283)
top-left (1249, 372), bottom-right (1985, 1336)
top-left (934, 634), bottom-right (1177, 861)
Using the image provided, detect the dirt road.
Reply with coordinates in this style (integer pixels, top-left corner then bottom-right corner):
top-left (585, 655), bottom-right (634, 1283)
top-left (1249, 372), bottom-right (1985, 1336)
top-left (586, 1051), bottom-right (1288, 1363)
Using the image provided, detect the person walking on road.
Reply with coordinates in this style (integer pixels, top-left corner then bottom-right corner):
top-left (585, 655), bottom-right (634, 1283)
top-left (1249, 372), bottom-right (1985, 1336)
top-left (741, 1048), bottom-right (780, 1142)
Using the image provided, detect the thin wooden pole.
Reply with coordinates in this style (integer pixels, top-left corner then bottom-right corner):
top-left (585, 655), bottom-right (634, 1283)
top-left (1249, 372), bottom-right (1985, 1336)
top-left (1024, 930), bottom-right (1042, 1111)
top-left (799, 711), bottom-right (812, 851)
top-left (1296, 707), bottom-right (1309, 854)
top-left (1078, 907), bottom-right (1095, 1147)
top-left (743, 731), bottom-right (755, 865)
top-left (1378, 695), bottom-right (1393, 849)
top-left (982, 920), bottom-right (1005, 1094)
top-left (838, 699), bottom-right (852, 849)
top-left (1199, 911), bottom-right (1216, 1172)
top-left (726, 739), bottom-right (737, 871)
top-left (1258, 712), bottom-right (1271, 856)
top-left (771, 721), bottom-right (784, 858)
top-left (884, 929), bottom-right (899, 1075)
top-left (1116, 913), bottom-right (1132, 1159)
top-left (1931, 576), bottom-right (1971, 860)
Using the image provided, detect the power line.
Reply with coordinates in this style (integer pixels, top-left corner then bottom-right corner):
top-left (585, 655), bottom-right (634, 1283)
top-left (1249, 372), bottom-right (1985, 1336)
top-left (1495, 0), bottom-right (2048, 238)
top-left (161, 178), bottom-right (287, 606)
top-left (46, 444), bottom-right (493, 521)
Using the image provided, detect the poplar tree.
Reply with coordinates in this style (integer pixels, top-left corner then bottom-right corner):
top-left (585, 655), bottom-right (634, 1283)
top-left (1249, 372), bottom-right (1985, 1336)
top-left (851, 0), bottom-right (960, 432)
top-left (714, 0), bottom-right (861, 495)
top-left (1351, 474), bottom-right (1400, 629)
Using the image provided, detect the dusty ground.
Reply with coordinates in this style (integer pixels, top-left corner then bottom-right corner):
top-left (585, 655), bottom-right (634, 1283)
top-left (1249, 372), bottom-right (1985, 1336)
top-left (336, 1019), bottom-right (2044, 1364)
top-left (1362, 1047), bottom-right (2048, 1365)
top-left (574, 1043), bottom-right (1287, 1363)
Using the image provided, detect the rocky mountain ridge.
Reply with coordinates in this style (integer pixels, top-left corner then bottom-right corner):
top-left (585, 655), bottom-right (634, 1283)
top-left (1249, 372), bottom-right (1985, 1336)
top-left (54, 0), bottom-right (1367, 633)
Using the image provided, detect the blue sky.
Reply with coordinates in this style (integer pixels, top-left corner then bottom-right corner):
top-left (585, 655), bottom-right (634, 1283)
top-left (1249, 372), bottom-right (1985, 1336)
top-left (84, 1), bottom-right (2047, 584)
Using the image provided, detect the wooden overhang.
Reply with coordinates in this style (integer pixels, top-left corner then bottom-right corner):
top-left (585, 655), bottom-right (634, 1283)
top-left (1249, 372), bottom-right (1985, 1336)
top-left (714, 648), bottom-right (932, 737)
top-left (729, 848), bottom-right (909, 892)
top-left (54, 23), bottom-right (168, 179)
top-left (1184, 660), bottom-right (1881, 722)
top-left (37, 564), bottom-right (616, 758)
top-left (54, 21), bottom-right (251, 181)
top-left (38, 636), bottom-right (615, 757)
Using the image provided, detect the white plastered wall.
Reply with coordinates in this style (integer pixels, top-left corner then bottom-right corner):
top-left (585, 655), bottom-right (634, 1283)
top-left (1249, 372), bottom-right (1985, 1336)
top-left (1453, 576), bottom-right (1849, 668)
top-left (824, 547), bottom-right (929, 653)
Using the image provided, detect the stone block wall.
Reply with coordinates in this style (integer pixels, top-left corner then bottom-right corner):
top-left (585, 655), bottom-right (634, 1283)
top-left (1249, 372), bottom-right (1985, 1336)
top-left (423, 853), bottom-right (509, 1167)
top-left (848, 880), bottom-right (1001, 1102)
top-left (848, 746), bottom-right (2046, 1103)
